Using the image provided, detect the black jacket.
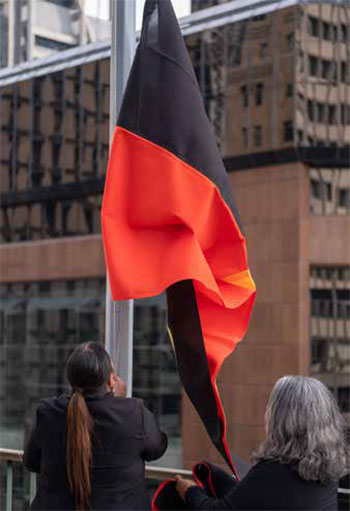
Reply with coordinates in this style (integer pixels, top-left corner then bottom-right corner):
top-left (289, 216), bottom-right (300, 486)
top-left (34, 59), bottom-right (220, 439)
top-left (185, 460), bottom-right (338, 510)
top-left (23, 392), bottom-right (168, 511)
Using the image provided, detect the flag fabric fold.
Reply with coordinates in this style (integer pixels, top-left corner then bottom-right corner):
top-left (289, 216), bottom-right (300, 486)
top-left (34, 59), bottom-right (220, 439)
top-left (101, 0), bottom-right (256, 474)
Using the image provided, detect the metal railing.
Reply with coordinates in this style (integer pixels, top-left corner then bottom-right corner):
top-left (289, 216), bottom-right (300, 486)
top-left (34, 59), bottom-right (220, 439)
top-left (0, 448), bottom-right (192, 511)
top-left (1, 448), bottom-right (349, 510)
top-left (0, 449), bottom-right (38, 511)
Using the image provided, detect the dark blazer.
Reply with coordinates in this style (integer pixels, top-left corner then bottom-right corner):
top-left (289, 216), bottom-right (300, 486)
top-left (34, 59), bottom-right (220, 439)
top-left (23, 392), bottom-right (168, 511)
top-left (185, 460), bottom-right (338, 510)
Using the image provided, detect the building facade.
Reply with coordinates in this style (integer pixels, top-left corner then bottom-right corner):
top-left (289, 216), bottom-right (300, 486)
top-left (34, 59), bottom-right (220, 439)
top-left (0, 0), bottom-right (111, 68)
top-left (0, 0), bottom-right (349, 483)
top-left (183, 0), bottom-right (349, 468)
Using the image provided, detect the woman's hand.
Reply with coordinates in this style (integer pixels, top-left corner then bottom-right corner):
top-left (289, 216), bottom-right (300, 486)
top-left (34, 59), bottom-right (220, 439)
top-left (175, 475), bottom-right (197, 500)
top-left (109, 373), bottom-right (127, 397)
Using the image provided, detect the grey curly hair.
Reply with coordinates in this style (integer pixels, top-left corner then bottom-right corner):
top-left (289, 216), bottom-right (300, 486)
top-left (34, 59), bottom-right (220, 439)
top-left (252, 375), bottom-right (348, 484)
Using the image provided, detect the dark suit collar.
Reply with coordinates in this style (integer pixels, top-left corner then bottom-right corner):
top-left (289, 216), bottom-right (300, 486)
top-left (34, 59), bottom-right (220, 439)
top-left (84, 389), bottom-right (114, 401)
top-left (68, 384), bottom-right (114, 401)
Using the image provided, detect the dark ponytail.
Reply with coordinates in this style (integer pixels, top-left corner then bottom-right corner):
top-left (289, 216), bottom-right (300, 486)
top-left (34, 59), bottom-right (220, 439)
top-left (66, 343), bottom-right (113, 510)
top-left (66, 388), bottom-right (93, 511)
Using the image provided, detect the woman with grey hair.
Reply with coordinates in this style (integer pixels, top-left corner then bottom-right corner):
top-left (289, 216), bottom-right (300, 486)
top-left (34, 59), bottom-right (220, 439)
top-left (176, 376), bottom-right (348, 510)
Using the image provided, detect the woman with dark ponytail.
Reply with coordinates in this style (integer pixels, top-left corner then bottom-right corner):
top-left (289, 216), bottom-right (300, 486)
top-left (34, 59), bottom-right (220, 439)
top-left (24, 342), bottom-right (168, 510)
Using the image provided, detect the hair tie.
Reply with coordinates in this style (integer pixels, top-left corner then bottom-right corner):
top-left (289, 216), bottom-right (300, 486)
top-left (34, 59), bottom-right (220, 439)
top-left (74, 387), bottom-right (83, 394)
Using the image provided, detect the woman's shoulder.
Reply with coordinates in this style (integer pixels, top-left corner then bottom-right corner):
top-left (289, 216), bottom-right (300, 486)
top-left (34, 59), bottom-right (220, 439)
top-left (35, 394), bottom-right (70, 415)
top-left (250, 459), bottom-right (309, 478)
top-left (90, 396), bottom-right (151, 437)
top-left (92, 394), bottom-right (144, 408)
top-left (87, 393), bottom-right (146, 417)
top-left (249, 459), bottom-right (338, 490)
top-left (243, 459), bottom-right (306, 485)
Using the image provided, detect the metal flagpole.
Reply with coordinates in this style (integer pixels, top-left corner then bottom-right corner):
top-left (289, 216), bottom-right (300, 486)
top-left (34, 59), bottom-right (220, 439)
top-left (105, 0), bottom-right (136, 397)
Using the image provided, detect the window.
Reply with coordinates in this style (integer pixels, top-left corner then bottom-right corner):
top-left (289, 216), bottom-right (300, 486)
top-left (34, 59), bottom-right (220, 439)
top-left (337, 388), bottom-right (350, 415)
top-left (310, 266), bottom-right (350, 419)
top-left (253, 126), bottom-right (262, 147)
top-left (286, 83), bottom-right (293, 98)
top-left (310, 179), bottom-right (332, 201)
top-left (283, 120), bottom-right (293, 142)
top-left (1, 60), bottom-right (111, 243)
top-left (331, 63), bottom-right (338, 82)
top-left (307, 100), bottom-right (314, 121)
top-left (0, 280), bottom-right (183, 460)
top-left (309, 56), bottom-right (318, 76)
top-left (242, 127), bottom-right (248, 148)
top-left (340, 104), bottom-right (345, 125)
top-left (341, 24), bottom-right (348, 43)
top-left (311, 178), bottom-right (321, 199)
top-left (328, 105), bottom-right (336, 125)
top-left (322, 21), bottom-right (331, 41)
top-left (317, 103), bottom-right (325, 123)
top-left (311, 338), bottom-right (328, 367)
top-left (321, 59), bottom-right (331, 79)
top-left (286, 33), bottom-right (294, 52)
top-left (255, 82), bottom-right (263, 106)
top-left (308, 17), bottom-right (348, 43)
top-left (0, 279), bottom-right (105, 448)
top-left (341, 104), bottom-right (350, 125)
top-left (341, 62), bottom-right (349, 83)
top-left (332, 25), bottom-right (338, 42)
top-left (240, 85), bottom-right (248, 107)
top-left (259, 43), bottom-right (268, 60)
top-left (338, 188), bottom-right (350, 208)
top-left (232, 46), bottom-right (241, 66)
top-left (309, 16), bottom-right (319, 37)
top-left (310, 169), bottom-right (350, 215)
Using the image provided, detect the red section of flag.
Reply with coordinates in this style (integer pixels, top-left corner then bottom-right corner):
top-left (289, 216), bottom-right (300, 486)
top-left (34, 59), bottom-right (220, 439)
top-left (102, 126), bottom-right (255, 304)
top-left (102, 126), bottom-right (256, 468)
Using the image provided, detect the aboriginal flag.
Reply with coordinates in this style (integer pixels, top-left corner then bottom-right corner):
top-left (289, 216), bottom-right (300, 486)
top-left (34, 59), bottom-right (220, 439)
top-left (101, 0), bottom-right (256, 475)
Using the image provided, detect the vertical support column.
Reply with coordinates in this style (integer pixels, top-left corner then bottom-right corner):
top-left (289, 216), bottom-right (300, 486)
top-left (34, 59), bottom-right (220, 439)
top-left (6, 461), bottom-right (13, 511)
top-left (105, 0), bottom-right (136, 397)
top-left (27, 0), bottom-right (34, 61)
top-left (29, 473), bottom-right (37, 504)
top-left (7, 0), bottom-right (15, 67)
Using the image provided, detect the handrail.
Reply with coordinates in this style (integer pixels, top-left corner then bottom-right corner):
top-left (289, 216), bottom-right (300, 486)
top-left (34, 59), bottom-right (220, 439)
top-left (145, 465), bottom-right (192, 480)
top-left (0, 448), bottom-right (23, 463)
top-left (338, 487), bottom-right (350, 495)
top-left (0, 447), bottom-right (192, 479)
top-left (0, 447), bottom-right (348, 495)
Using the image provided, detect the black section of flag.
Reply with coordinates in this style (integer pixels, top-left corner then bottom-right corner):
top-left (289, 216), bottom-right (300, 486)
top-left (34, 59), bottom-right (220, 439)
top-left (117, 0), bottom-right (243, 233)
top-left (167, 281), bottom-right (234, 472)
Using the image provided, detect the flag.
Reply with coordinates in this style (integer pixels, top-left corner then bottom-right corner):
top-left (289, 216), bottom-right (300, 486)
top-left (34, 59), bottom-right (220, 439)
top-left (101, 0), bottom-right (256, 475)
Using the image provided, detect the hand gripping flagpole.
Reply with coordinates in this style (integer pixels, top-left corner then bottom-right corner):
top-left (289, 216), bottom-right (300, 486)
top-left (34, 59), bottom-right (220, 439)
top-left (105, 0), bottom-right (136, 397)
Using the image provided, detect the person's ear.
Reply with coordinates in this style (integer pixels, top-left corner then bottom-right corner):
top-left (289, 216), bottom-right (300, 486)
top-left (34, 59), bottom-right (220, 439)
top-left (108, 371), bottom-right (116, 390)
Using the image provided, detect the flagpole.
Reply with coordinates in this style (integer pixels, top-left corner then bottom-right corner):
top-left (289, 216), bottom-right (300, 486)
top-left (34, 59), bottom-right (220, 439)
top-left (105, 0), bottom-right (136, 397)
